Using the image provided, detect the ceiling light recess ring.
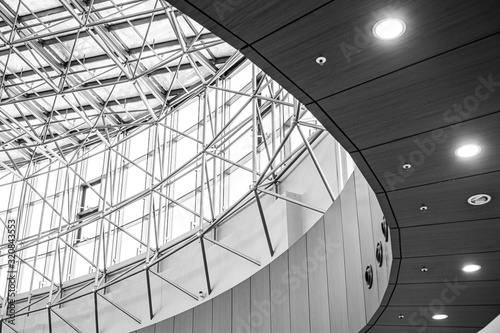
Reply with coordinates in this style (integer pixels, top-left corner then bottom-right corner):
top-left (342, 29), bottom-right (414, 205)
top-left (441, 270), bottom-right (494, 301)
top-left (373, 18), bottom-right (406, 40)
top-left (462, 264), bottom-right (481, 273)
top-left (468, 194), bottom-right (491, 206)
top-left (455, 144), bottom-right (481, 158)
top-left (432, 314), bottom-right (448, 320)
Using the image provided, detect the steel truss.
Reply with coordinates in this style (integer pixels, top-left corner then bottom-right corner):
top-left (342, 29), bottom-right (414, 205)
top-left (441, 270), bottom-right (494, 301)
top-left (0, 0), bottom-right (353, 331)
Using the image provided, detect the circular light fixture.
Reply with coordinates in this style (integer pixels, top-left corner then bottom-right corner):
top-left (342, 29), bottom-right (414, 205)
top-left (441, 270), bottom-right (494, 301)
top-left (373, 18), bottom-right (406, 40)
top-left (432, 314), bottom-right (448, 320)
top-left (455, 144), bottom-right (481, 158)
top-left (316, 56), bottom-right (327, 66)
top-left (402, 163), bottom-right (412, 171)
top-left (462, 264), bottom-right (481, 273)
top-left (468, 194), bottom-right (492, 206)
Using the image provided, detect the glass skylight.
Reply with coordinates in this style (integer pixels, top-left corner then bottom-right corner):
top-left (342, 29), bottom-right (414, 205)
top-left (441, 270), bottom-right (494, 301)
top-left (0, 1), bottom-right (355, 323)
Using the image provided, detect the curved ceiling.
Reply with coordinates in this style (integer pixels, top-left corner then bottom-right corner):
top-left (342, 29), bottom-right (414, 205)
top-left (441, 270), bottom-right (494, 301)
top-left (167, 0), bottom-right (500, 331)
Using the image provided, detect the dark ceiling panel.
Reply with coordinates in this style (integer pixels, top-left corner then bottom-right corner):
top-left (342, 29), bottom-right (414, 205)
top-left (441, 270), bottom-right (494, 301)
top-left (388, 171), bottom-right (500, 227)
top-left (170, 1), bottom-right (246, 49)
top-left (252, 0), bottom-right (500, 101)
top-left (389, 230), bottom-right (401, 260)
top-left (388, 259), bottom-right (400, 285)
top-left (390, 281), bottom-right (500, 306)
top-left (401, 219), bottom-right (500, 258)
top-left (241, 46), bottom-right (313, 105)
top-left (363, 112), bottom-right (500, 191)
top-left (306, 102), bottom-right (357, 153)
top-left (185, 0), bottom-right (331, 44)
top-left (398, 252), bottom-right (500, 284)
top-left (377, 305), bottom-right (500, 327)
top-left (350, 152), bottom-right (381, 189)
top-left (317, 33), bottom-right (500, 149)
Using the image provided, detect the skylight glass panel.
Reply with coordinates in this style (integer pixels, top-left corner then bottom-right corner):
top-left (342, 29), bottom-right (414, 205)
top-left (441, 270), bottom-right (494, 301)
top-left (0, 3), bottom-right (352, 323)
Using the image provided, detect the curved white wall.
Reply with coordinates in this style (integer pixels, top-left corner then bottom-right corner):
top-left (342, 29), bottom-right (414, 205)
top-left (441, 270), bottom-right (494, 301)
top-left (134, 168), bottom-right (392, 333)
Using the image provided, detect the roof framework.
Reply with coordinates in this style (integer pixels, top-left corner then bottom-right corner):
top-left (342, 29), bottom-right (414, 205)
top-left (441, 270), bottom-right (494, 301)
top-left (0, 0), bottom-right (233, 166)
top-left (0, 1), bottom-right (354, 331)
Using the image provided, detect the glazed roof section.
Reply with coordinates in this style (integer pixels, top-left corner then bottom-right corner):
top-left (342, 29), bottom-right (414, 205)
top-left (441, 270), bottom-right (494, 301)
top-left (0, 0), bottom-right (237, 166)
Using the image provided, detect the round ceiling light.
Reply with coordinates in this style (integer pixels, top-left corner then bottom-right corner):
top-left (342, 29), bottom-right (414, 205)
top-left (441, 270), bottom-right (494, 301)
top-left (316, 56), bottom-right (327, 66)
top-left (432, 314), bottom-right (448, 320)
top-left (455, 144), bottom-right (481, 158)
top-left (462, 264), bottom-right (481, 273)
top-left (468, 194), bottom-right (492, 206)
top-left (373, 18), bottom-right (406, 40)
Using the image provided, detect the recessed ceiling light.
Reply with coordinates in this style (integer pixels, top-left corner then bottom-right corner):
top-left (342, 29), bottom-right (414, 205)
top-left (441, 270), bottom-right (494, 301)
top-left (316, 56), bottom-right (326, 66)
top-left (432, 314), bottom-right (448, 320)
top-left (468, 194), bottom-right (491, 206)
top-left (373, 18), bottom-right (406, 40)
top-left (462, 264), bottom-right (481, 273)
top-left (455, 144), bottom-right (481, 158)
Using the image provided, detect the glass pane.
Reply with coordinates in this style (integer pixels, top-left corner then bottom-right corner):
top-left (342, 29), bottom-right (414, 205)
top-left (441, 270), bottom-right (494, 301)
top-left (83, 183), bottom-right (101, 209)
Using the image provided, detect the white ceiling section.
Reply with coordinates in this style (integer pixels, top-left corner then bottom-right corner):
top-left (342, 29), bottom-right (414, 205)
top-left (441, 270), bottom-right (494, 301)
top-left (0, 0), bottom-right (236, 166)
